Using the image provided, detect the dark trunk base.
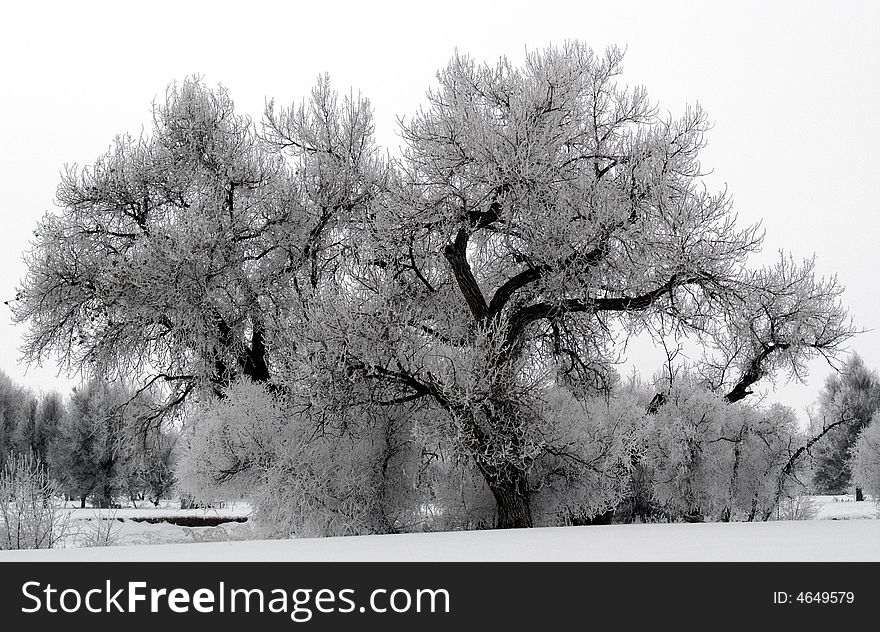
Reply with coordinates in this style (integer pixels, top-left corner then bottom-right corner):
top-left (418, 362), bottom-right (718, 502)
top-left (482, 470), bottom-right (533, 529)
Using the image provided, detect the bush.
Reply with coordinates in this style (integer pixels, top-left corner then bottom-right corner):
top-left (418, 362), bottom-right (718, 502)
top-left (0, 452), bottom-right (67, 549)
top-left (72, 509), bottom-right (122, 548)
top-left (176, 379), bottom-right (426, 538)
top-left (770, 495), bottom-right (819, 521)
top-left (529, 388), bottom-right (642, 526)
top-left (638, 382), bottom-right (804, 522)
top-left (251, 414), bottom-right (425, 538)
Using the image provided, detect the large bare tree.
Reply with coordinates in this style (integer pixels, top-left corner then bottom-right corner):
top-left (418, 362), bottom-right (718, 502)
top-left (14, 44), bottom-right (853, 528)
top-left (302, 43), bottom-right (852, 527)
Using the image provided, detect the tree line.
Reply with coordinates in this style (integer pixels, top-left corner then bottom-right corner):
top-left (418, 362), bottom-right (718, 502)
top-left (0, 374), bottom-right (174, 508)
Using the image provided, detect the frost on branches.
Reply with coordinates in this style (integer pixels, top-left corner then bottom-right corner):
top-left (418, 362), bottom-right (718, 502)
top-left (851, 412), bottom-right (880, 500)
top-left (639, 380), bottom-right (806, 522)
top-left (13, 43), bottom-right (854, 531)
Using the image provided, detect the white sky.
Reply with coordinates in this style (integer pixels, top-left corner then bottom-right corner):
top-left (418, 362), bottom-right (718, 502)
top-left (1, 0), bottom-right (878, 426)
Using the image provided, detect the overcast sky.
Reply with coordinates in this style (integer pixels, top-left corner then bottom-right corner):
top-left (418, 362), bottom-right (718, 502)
top-left (1, 0), bottom-right (878, 426)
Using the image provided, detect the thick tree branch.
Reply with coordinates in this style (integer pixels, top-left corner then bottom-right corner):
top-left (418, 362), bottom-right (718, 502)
top-left (506, 275), bottom-right (696, 347)
top-left (242, 325), bottom-right (271, 383)
top-left (487, 265), bottom-right (546, 318)
top-left (723, 342), bottom-right (791, 404)
top-left (444, 228), bottom-right (489, 321)
top-left (487, 245), bottom-right (607, 320)
top-left (467, 203), bottom-right (501, 230)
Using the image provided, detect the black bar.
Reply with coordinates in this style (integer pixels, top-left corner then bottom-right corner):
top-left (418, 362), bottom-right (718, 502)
top-left (0, 562), bottom-right (874, 630)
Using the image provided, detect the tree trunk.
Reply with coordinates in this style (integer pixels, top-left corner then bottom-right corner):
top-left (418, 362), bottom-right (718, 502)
top-left (721, 430), bottom-right (745, 522)
top-left (482, 468), bottom-right (533, 529)
top-left (855, 487), bottom-right (864, 502)
top-left (94, 481), bottom-right (113, 508)
top-left (747, 497), bottom-right (759, 522)
top-left (615, 462), bottom-right (658, 523)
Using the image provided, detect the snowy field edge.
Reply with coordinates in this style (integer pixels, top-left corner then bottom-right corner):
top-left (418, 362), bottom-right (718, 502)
top-left (3, 519), bottom-right (880, 563)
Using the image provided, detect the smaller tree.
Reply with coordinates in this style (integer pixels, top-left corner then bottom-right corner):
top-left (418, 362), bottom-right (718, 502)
top-left (850, 411), bottom-right (880, 500)
top-left (12, 391), bottom-right (64, 472)
top-left (50, 380), bottom-right (127, 508)
top-left (811, 355), bottom-right (880, 495)
top-left (10, 393), bottom-right (39, 457)
top-left (0, 372), bottom-right (35, 469)
top-left (33, 392), bottom-right (65, 467)
top-left (118, 421), bottom-right (177, 507)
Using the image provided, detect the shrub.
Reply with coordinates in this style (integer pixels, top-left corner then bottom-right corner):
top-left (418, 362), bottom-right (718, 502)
top-left (73, 509), bottom-right (122, 548)
top-left (0, 452), bottom-right (67, 549)
top-left (638, 382), bottom-right (804, 522)
top-left (771, 495), bottom-right (819, 521)
top-left (176, 379), bottom-right (426, 538)
top-left (529, 388), bottom-right (642, 526)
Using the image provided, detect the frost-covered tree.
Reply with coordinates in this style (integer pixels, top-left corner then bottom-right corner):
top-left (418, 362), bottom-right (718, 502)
top-left (50, 380), bottom-right (130, 507)
top-left (49, 380), bottom-right (169, 508)
top-left (10, 393), bottom-right (38, 456)
top-left (30, 392), bottom-right (65, 467)
top-left (0, 377), bottom-right (65, 478)
top-left (118, 410), bottom-right (177, 507)
top-left (11, 80), bottom-right (296, 406)
top-left (850, 411), bottom-right (880, 499)
top-left (0, 373), bottom-right (35, 468)
top-left (811, 355), bottom-right (880, 495)
top-left (293, 44), bottom-right (851, 527)
top-left (14, 43), bottom-right (853, 529)
top-left (638, 381), bottom-right (804, 522)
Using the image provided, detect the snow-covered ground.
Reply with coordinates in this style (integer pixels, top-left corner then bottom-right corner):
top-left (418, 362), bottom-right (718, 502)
top-left (2, 495), bottom-right (879, 562)
top-left (812, 494), bottom-right (879, 520)
top-left (3, 517), bottom-right (879, 562)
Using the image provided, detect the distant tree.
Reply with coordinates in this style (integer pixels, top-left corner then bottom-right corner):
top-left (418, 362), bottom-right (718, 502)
top-left (50, 380), bottom-right (127, 508)
top-left (33, 392), bottom-right (65, 466)
top-left (119, 413), bottom-right (177, 507)
top-left (850, 411), bottom-right (880, 499)
top-left (11, 391), bottom-right (63, 467)
top-left (811, 355), bottom-right (880, 495)
top-left (0, 377), bottom-right (65, 471)
top-left (0, 372), bottom-right (33, 468)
